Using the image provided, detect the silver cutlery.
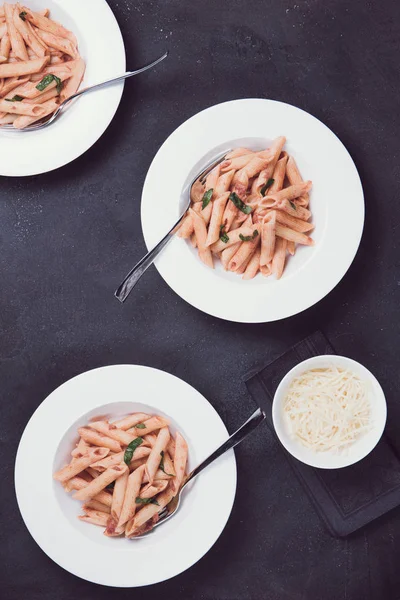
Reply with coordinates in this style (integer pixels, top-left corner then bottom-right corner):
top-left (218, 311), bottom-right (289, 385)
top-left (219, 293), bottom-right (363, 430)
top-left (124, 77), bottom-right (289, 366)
top-left (115, 149), bottom-right (230, 303)
top-left (132, 407), bottom-right (266, 539)
top-left (1, 51), bottom-right (168, 132)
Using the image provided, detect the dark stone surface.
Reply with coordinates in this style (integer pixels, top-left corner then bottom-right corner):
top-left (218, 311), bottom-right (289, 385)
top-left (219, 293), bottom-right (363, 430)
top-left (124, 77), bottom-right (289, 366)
top-left (2, 0), bottom-right (400, 598)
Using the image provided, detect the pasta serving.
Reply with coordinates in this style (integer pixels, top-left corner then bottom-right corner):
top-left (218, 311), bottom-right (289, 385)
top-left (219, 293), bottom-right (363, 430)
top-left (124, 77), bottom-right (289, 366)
top-left (178, 137), bottom-right (314, 280)
top-left (0, 2), bottom-right (85, 129)
top-left (54, 412), bottom-right (188, 538)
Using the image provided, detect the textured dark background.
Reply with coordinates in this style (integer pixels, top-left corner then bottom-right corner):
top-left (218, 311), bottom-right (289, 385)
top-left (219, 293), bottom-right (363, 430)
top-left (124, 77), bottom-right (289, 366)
top-left (2, 0), bottom-right (400, 598)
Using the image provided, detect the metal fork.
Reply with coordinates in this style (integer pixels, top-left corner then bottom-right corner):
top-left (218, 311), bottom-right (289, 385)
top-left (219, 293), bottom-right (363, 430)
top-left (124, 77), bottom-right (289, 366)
top-left (114, 149), bottom-right (230, 303)
top-left (132, 407), bottom-right (266, 539)
top-left (0, 52), bottom-right (168, 132)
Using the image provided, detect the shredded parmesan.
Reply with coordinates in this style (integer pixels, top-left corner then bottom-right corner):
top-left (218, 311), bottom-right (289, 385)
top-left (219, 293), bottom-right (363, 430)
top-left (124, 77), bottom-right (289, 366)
top-left (283, 367), bottom-right (371, 453)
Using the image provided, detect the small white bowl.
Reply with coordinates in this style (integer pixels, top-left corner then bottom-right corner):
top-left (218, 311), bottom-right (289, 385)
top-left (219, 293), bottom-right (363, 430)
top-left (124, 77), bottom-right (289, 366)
top-left (272, 355), bottom-right (387, 469)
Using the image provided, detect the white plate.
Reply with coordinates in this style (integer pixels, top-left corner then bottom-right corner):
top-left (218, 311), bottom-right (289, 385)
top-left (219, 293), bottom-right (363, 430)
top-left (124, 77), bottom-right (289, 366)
top-left (141, 99), bottom-right (364, 323)
top-left (272, 355), bottom-right (387, 469)
top-left (0, 0), bottom-right (125, 177)
top-left (15, 365), bottom-right (237, 587)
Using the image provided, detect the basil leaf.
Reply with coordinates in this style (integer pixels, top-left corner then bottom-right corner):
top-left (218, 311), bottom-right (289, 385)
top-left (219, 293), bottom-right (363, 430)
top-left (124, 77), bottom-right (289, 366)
top-left (36, 74), bottom-right (62, 93)
top-left (289, 200), bottom-right (297, 211)
top-left (201, 188), bottom-right (213, 210)
top-left (135, 497), bottom-right (160, 506)
top-left (124, 437), bottom-right (143, 465)
top-left (229, 192), bottom-right (252, 214)
top-left (219, 224), bottom-right (229, 243)
top-left (159, 450), bottom-right (173, 476)
top-left (260, 178), bottom-right (274, 196)
top-left (106, 481), bottom-right (115, 491)
top-left (135, 423), bottom-right (146, 429)
top-left (5, 95), bottom-right (23, 102)
top-left (239, 230), bottom-right (259, 242)
top-left (19, 11), bottom-right (27, 20)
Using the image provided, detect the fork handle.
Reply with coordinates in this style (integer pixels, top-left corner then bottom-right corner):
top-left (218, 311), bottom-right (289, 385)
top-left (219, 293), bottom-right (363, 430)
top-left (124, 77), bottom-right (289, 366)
top-left (183, 408), bottom-right (266, 487)
top-left (115, 214), bottom-right (185, 302)
top-left (63, 52), bottom-right (169, 107)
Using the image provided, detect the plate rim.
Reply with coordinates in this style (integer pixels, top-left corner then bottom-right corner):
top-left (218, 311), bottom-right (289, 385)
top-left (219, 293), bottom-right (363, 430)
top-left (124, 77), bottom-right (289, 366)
top-left (14, 364), bottom-right (237, 587)
top-left (141, 98), bottom-right (365, 323)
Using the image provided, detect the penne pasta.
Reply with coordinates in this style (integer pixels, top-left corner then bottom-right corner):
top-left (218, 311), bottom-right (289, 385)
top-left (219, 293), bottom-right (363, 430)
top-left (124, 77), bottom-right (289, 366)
top-left (88, 421), bottom-right (136, 446)
top-left (79, 509), bottom-right (109, 527)
top-left (274, 198), bottom-right (311, 221)
top-left (271, 237), bottom-right (287, 279)
top-left (13, 97), bottom-right (58, 128)
top-left (90, 451), bottom-right (125, 471)
top-left (0, 54), bottom-right (48, 77)
top-left (214, 168), bottom-right (235, 195)
top-left (228, 229), bottom-right (260, 272)
top-left (260, 211), bottom-right (276, 266)
top-left (71, 437), bottom-right (89, 458)
top-left (0, 4), bottom-right (84, 129)
top-left (73, 464), bottom-right (128, 502)
top-left (0, 98), bottom-right (46, 115)
top-left (274, 209), bottom-right (314, 233)
top-left (63, 477), bottom-right (113, 506)
top-left (117, 464), bottom-right (145, 528)
top-left (128, 415), bottom-right (170, 438)
top-left (110, 469), bottom-right (129, 522)
top-left (190, 207), bottom-right (214, 268)
top-left (263, 181), bottom-right (312, 205)
top-left (4, 3), bottom-right (28, 60)
top-left (145, 427), bottom-right (170, 485)
top-left (211, 223), bottom-right (258, 254)
top-left (83, 500), bottom-right (111, 514)
top-left (275, 223), bottom-right (314, 246)
top-left (77, 426), bottom-right (121, 453)
top-left (243, 247), bottom-right (262, 280)
top-left (113, 412), bottom-right (151, 431)
top-left (128, 486), bottom-right (175, 534)
top-left (22, 6), bottom-right (77, 45)
top-left (54, 447), bottom-right (109, 483)
top-left (13, 6), bottom-right (46, 57)
top-left (268, 155), bottom-right (288, 194)
top-left (140, 480), bottom-right (169, 499)
top-left (55, 410), bottom-right (190, 539)
top-left (171, 432), bottom-right (188, 494)
top-left (205, 192), bottom-right (229, 246)
top-left (0, 32), bottom-right (10, 59)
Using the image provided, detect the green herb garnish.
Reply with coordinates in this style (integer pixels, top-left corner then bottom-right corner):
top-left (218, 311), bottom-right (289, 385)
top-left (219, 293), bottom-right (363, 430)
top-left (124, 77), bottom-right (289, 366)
top-left (5, 95), bottom-right (23, 102)
top-left (124, 437), bottom-right (143, 465)
top-left (19, 11), bottom-right (27, 20)
top-left (239, 230), bottom-right (259, 242)
top-left (36, 74), bottom-right (62, 94)
top-left (229, 192), bottom-right (252, 214)
top-left (201, 188), bottom-right (213, 210)
top-left (260, 178), bottom-right (274, 196)
top-left (135, 497), bottom-right (160, 506)
top-left (219, 224), bottom-right (229, 243)
top-left (159, 451), bottom-right (173, 476)
top-left (135, 423), bottom-right (146, 429)
top-left (289, 200), bottom-right (297, 211)
top-left (106, 482), bottom-right (115, 491)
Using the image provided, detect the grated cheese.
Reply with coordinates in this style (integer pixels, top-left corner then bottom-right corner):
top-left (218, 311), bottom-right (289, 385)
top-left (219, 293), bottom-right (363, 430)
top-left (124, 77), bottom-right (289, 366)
top-left (283, 367), bottom-right (371, 453)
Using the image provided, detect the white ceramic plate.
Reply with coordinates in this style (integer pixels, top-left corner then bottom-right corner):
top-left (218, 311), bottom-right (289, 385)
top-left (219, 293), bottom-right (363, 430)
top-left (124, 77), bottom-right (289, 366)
top-left (0, 0), bottom-right (125, 177)
top-left (15, 365), bottom-right (237, 587)
top-left (141, 99), bottom-right (364, 323)
top-left (272, 355), bottom-right (387, 469)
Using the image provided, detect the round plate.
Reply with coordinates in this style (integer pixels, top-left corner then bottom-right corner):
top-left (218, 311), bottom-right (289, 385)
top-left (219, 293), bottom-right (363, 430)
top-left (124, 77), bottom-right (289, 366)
top-left (141, 99), bottom-right (364, 323)
top-left (0, 0), bottom-right (125, 177)
top-left (272, 355), bottom-right (387, 469)
top-left (15, 365), bottom-right (237, 587)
